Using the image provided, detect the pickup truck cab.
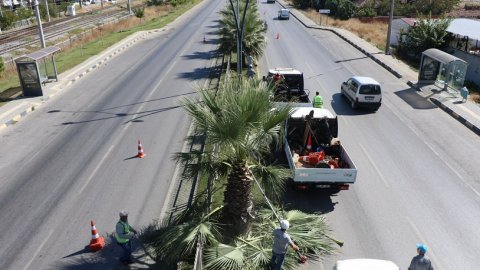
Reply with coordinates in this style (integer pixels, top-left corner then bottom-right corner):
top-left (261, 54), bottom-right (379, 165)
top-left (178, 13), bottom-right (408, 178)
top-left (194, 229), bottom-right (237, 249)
top-left (341, 76), bottom-right (382, 111)
top-left (334, 259), bottom-right (400, 270)
top-left (278, 9), bottom-right (290, 20)
top-left (265, 68), bottom-right (309, 103)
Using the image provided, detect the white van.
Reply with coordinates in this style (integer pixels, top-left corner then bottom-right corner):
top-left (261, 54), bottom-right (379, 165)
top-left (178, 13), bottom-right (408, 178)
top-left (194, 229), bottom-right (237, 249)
top-left (341, 76), bottom-right (382, 111)
top-left (278, 9), bottom-right (290, 20)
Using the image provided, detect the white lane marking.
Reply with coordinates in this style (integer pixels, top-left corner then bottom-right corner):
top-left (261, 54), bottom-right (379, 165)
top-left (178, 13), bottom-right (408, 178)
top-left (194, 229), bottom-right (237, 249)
top-left (79, 144), bottom-right (116, 194)
top-left (23, 229), bottom-right (54, 270)
top-left (359, 143), bottom-right (389, 188)
top-left (407, 217), bottom-right (444, 270)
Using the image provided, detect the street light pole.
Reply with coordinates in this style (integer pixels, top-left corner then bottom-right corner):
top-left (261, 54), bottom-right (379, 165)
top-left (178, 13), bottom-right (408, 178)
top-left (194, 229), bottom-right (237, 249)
top-left (385, 0), bottom-right (394, 55)
top-left (229, 0), bottom-right (250, 75)
top-left (33, 0), bottom-right (46, 48)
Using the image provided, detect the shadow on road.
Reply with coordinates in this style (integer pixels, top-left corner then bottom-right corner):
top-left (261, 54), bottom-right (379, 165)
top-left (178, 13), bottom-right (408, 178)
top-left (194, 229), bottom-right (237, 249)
top-left (56, 234), bottom-right (173, 270)
top-left (281, 187), bottom-right (339, 214)
top-left (394, 88), bottom-right (437, 109)
top-left (182, 50), bottom-right (217, 60)
top-left (330, 93), bottom-right (374, 116)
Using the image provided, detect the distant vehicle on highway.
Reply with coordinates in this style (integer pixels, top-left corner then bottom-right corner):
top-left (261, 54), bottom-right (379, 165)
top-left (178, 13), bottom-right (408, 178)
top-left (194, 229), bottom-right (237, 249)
top-left (341, 76), bottom-right (382, 111)
top-left (267, 0), bottom-right (275, 3)
top-left (278, 8), bottom-right (290, 20)
top-left (334, 259), bottom-right (400, 270)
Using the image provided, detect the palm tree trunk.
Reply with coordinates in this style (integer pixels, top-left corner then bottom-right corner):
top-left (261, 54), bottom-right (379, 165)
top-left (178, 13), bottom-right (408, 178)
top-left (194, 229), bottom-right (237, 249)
top-left (223, 161), bottom-right (254, 236)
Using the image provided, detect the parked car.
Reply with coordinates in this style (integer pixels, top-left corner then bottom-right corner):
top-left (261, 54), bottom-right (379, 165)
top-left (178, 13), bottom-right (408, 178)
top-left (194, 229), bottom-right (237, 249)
top-left (341, 76), bottom-right (382, 111)
top-left (334, 259), bottom-right (400, 270)
top-left (278, 9), bottom-right (290, 20)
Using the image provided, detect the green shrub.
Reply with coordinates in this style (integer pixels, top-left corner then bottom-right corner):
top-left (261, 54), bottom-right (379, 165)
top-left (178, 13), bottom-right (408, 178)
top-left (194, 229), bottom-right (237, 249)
top-left (355, 6), bottom-right (376, 17)
top-left (146, 0), bottom-right (165, 6)
top-left (39, 3), bottom-right (59, 20)
top-left (133, 7), bottom-right (145, 19)
top-left (0, 57), bottom-right (5, 75)
top-left (325, 0), bottom-right (356, 20)
top-left (16, 7), bottom-right (34, 20)
top-left (0, 10), bottom-right (16, 30)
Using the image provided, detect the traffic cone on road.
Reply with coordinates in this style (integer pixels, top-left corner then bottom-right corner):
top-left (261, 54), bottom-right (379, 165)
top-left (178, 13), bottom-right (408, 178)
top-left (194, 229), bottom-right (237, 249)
top-left (137, 140), bottom-right (146, 158)
top-left (306, 133), bottom-right (312, 152)
top-left (89, 220), bottom-right (105, 251)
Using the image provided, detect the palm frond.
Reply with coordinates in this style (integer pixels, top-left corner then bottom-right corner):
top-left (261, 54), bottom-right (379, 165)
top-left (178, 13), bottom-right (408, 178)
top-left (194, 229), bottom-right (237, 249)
top-left (204, 243), bottom-right (245, 270)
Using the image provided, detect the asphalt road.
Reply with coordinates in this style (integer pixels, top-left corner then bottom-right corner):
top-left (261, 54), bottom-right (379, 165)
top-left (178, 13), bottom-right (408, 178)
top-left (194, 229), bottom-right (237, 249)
top-left (0, 0), bottom-right (224, 269)
top-left (258, 2), bottom-right (480, 270)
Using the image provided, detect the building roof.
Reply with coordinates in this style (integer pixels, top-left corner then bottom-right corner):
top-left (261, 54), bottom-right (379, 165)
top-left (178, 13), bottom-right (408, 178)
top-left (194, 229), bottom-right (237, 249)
top-left (14, 46), bottom-right (61, 62)
top-left (423, 48), bottom-right (467, 64)
top-left (447, 18), bottom-right (480, 41)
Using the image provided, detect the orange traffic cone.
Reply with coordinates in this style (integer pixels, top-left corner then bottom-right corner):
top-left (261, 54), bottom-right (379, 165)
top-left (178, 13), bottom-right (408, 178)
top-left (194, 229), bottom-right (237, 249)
top-left (89, 220), bottom-right (105, 251)
top-left (137, 140), bottom-right (146, 158)
top-left (306, 133), bottom-right (312, 151)
top-left (275, 32), bottom-right (280, 39)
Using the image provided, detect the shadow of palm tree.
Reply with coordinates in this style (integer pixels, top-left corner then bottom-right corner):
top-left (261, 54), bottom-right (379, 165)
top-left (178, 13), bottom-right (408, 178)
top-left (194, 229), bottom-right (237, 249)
top-left (182, 51), bottom-right (217, 60)
top-left (177, 67), bottom-right (218, 81)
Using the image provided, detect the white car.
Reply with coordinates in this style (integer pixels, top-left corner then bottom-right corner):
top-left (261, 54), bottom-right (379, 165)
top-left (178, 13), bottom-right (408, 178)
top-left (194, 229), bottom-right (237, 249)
top-left (278, 9), bottom-right (290, 20)
top-left (334, 259), bottom-right (400, 270)
top-left (341, 76), bottom-right (382, 111)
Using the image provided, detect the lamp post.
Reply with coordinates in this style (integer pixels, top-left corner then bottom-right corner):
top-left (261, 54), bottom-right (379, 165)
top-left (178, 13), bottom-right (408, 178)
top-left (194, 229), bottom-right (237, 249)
top-left (32, 0), bottom-right (46, 48)
top-left (229, 0), bottom-right (250, 75)
top-left (385, 0), bottom-right (394, 55)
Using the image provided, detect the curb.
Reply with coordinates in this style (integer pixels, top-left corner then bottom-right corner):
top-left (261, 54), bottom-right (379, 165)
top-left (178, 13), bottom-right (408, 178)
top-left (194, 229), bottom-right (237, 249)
top-left (407, 80), bottom-right (480, 136)
top-left (278, 1), bottom-right (402, 79)
top-left (428, 98), bottom-right (480, 136)
top-left (1, 30), bottom-right (154, 130)
top-left (0, 103), bottom-right (37, 130)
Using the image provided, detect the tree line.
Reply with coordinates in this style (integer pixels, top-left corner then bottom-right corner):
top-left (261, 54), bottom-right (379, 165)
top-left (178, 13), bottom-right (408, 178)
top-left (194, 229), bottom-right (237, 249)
top-left (292, 0), bottom-right (461, 20)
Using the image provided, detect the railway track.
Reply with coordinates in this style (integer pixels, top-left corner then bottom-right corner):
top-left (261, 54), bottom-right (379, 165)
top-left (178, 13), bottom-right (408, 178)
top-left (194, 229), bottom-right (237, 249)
top-left (0, 6), bottom-right (130, 57)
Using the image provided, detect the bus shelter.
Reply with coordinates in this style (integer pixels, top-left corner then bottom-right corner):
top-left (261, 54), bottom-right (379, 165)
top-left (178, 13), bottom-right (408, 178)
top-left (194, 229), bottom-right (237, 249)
top-left (15, 46), bottom-right (61, 97)
top-left (418, 48), bottom-right (468, 92)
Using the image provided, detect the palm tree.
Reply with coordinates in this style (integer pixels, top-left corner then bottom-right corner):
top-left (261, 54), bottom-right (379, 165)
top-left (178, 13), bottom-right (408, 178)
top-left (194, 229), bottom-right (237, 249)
top-left (203, 207), bottom-right (339, 270)
top-left (147, 78), bottom-right (341, 268)
top-left (217, 2), bottom-right (267, 62)
top-left (177, 77), bottom-right (292, 235)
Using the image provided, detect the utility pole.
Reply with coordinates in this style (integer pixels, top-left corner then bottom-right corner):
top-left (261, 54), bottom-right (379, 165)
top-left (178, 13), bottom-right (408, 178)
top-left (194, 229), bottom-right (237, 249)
top-left (44, 0), bottom-right (51, 23)
top-left (127, 0), bottom-right (132, 15)
top-left (32, 0), bottom-right (46, 48)
top-left (385, 0), bottom-right (394, 55)
top-left (228, 0), bottom-right (250, 75)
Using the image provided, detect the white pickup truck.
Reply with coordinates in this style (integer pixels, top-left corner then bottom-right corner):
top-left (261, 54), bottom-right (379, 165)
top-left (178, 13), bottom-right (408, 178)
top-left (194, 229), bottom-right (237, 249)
top-left (284, 105), bottom-right (357, 190)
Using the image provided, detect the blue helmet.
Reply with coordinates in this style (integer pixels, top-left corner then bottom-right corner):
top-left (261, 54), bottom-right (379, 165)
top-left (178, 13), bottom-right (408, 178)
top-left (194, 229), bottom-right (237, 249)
top-left (416, 243), bottom-right (428, 254)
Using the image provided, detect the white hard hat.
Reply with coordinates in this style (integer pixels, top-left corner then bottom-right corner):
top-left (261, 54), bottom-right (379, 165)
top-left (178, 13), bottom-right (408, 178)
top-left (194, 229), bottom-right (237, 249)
top-left (119, 210), bottom-right (128, 217)
top-left (280, 219), bottom-right (290, 230)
